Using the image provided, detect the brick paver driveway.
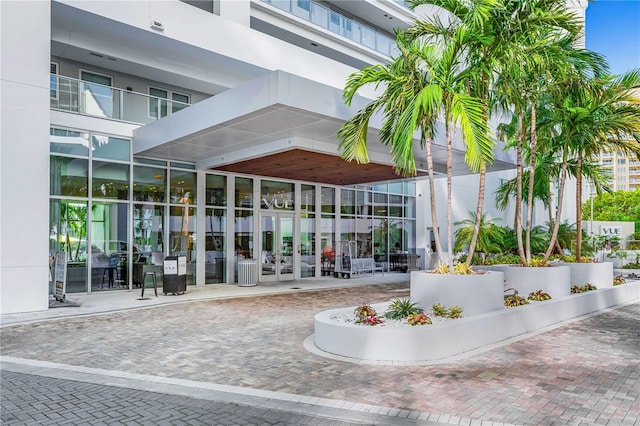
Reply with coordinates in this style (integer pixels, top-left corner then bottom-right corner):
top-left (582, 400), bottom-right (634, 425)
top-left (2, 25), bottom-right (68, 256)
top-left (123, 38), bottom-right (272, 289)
top-left (1, 282), bottom-right (639, 425)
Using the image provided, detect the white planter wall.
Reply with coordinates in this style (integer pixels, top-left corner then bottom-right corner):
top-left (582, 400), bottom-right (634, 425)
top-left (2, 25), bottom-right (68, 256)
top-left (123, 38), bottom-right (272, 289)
top-left (409, 270), bottom-right (504, 317)
top-left (313, 281), bottom-right (640, 363)
top-left (560, 262), bottom-right (613, 289)
top-left (494, 265), bottom-right (571, 298)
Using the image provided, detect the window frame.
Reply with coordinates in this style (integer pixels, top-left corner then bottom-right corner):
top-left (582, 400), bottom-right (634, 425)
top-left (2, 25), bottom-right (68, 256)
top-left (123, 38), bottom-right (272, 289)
top-left (148, 86), bottom-right (190, 119)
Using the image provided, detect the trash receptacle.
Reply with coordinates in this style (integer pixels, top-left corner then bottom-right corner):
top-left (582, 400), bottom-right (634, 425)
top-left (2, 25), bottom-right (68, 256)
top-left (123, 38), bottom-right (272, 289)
top-left (163, 255), bottom-right (187, 295)
top-left (238, 259), bottom-right (257, 287)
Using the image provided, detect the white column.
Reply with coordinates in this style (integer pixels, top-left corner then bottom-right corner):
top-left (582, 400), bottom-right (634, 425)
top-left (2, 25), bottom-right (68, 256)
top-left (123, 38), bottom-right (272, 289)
top-left (0, 1), bottom-right (51, 313)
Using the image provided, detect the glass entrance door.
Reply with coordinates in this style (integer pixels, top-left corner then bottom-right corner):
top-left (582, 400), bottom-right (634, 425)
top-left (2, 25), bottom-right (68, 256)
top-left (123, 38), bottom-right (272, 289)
top-left (260, 213), bottom-right (294, 281)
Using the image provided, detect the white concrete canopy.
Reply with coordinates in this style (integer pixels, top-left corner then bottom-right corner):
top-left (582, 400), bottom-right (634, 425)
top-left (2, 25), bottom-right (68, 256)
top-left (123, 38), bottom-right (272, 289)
top-left (133, 70), bottom-right (516, 184)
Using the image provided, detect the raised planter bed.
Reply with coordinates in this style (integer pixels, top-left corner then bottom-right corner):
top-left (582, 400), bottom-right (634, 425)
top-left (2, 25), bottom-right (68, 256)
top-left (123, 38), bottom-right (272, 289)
top-left (409, 270), bottom-right (504, 317)
top-left (559, 261), bottom-right (613, 288)
top-left (491, 264), bottom-right (571, 297)
top-left (313, 280), bottom-right (640, 363)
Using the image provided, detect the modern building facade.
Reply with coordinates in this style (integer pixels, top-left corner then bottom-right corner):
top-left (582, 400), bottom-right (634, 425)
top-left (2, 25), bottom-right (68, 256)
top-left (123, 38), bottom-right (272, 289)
top-left (0, 0), bottom-right (586, 314)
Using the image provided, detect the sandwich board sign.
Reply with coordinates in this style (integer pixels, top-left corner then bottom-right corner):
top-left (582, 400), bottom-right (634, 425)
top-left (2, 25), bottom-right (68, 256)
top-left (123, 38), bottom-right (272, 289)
top-left (54, 251), bottom-right (67, 302)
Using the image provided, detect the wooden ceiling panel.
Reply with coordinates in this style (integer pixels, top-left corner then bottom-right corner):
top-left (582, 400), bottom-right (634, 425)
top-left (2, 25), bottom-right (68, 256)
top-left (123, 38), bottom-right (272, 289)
top-left (212, 149), bottom-right (425, 185)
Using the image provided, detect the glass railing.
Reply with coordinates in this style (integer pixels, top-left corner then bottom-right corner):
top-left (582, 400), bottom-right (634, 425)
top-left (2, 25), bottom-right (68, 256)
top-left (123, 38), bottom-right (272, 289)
top-left (260, 0), bottom-right (396, 57)
top-left (50, 75), bottom-right (191, 125)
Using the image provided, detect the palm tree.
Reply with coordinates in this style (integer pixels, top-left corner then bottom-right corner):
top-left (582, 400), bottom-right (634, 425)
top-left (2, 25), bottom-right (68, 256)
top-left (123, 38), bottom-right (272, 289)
top-left (565, 71), bottom-right (640, 261)
top-left (339, 28), bottom-right (492, 272)
top-left (453, 212), bottom-right (503, 260)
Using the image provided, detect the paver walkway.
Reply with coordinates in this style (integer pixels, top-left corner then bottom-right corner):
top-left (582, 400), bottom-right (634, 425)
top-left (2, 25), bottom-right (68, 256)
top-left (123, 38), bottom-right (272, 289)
top-left (1, 281), bottom-right (639, 425)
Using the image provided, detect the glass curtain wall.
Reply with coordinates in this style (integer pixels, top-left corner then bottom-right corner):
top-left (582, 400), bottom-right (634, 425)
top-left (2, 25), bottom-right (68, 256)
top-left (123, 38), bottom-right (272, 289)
top-left (234, 177), bottom-right (253, 280)
top-left (205, 174), bottom-right (227, 283)
top-left (169, 168), bottom-right (197, 285)
top-left (300, 184), bottom-right (315, 277)
top-left (320, 187), bottom-right (335, 276)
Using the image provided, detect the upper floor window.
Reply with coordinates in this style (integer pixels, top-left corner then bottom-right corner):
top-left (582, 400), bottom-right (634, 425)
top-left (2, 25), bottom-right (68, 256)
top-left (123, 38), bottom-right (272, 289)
top-left (50, 62), bottom-right (58, 99)
top-left (149, 87), bottom-right (190, 118)
top-left (80, 70), bottom-right (114, 118)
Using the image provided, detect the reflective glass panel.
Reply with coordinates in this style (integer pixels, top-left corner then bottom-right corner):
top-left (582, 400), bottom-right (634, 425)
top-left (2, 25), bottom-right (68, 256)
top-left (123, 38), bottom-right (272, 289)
top-left (50, 156), bottom-right (88, 197)
top-left (92, 161), bottom-right (130, 200)
top-left (373, 192), bottom-right (388, 216)
top-left (50, 128), bottom-right (89, 156)
top-left (205, 207), bottom-right (226, 283)
top-left (90, 201), bottom-right (129, 291)
top-left (340, 189), bottom-right (354, 215)
top-left (133, 165), bottom-right (166, 203)
top-left (235, 177), bottom-right (253, 209)
top-left (92, 135), bottom-right (130, 161)
top-left (301, 184), bottom-right (315, 215)
top-left (320, 214), bottom-right (335, 276)
top-left (261, 180), bottom-right (294, 210)
top-left (300, 214), bottom-right (315, 277)
top-left (169, 205), bottom-right (196, 285)
top-left (49, 199), bottom-right (88, 293)
top-left (389, 194), bottom-right (403, 217)
top-left (321, 187), bottom-right (335, 214)
top-left (206, 174), bottom-right (227, 206)
top-left (169, 170), bottom-right (196, 204)
top-left (234, 209), bottom-right (253, 260)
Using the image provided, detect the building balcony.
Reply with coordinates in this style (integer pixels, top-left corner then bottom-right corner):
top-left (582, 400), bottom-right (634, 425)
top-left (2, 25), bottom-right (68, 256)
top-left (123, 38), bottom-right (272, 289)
top-left (259, 0), bottom-right (397, 57)
top-left (50, 75), bottom-right (190, 125)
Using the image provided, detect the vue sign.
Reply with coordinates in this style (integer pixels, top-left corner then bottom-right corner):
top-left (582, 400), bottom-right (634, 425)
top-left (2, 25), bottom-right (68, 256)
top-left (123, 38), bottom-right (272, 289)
top-left (262, 194), bottom-right (293, 210)
top-left (600, 226), bottom-right (622, 236)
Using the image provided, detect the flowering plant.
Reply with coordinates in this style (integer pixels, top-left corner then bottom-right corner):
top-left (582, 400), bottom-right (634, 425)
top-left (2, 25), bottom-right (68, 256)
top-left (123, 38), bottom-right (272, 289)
top-left (355, 315), bottom-right (385, 326)
top-left (354, 304), bottom-right (377, 318)
top-left (613, 275), bottom-right (626, 286)
top-left (406, 313), bottom-right (432, 326)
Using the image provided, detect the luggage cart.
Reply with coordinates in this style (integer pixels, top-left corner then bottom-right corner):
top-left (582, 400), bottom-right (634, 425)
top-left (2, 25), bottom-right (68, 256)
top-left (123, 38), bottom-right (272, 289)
top-left (333, 241), bottom-right (357, 278)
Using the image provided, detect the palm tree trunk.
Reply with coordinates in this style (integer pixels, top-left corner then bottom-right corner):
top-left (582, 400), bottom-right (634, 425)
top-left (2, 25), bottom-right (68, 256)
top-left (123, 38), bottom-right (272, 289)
top-left (547, 189), bottom-right (564, 254)
top-left (446, 126), bottom-right (454, 273)
top-left (515, 114), bottom-right (526, 265)
top-left (576, 153), bottom-right (583, 262)
top-left (466, 162), bottom-right (486, 267)
top-left (543, 149), bottom-right (569, 262)
top-left (526, 104), bottom-right (537, 264)
top-left (426, 137), bottom-right (445, 265)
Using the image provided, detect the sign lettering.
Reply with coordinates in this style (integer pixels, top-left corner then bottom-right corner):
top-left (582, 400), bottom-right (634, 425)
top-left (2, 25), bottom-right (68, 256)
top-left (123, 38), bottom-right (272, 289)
top-left (261, 194), bottom-right (293, 210)
top-left (600, 226), bottom-right (622, 236)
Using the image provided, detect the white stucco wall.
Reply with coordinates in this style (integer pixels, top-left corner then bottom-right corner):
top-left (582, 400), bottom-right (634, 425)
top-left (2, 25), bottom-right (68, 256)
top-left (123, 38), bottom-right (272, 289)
top-left (1, 0), bottom-right (51, 314)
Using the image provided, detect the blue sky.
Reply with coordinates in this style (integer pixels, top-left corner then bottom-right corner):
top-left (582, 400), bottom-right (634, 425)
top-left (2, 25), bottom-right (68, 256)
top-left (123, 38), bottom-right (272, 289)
top-left (585, 0), bottom-right (640, 75)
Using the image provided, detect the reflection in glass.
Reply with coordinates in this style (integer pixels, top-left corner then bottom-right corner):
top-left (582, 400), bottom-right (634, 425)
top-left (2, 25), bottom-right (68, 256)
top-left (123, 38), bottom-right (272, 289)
top-left (133, 165), bottom-right (166, 202)
top-left (205, 207), bottom-right (226, 283)
top-left (90, 201), bottom-right (129, 291)
top-left (169, 205), bottom-right (196, 285)
top-left (92, 161), bottom-right (130, 200)
top-left (300, 214), bottom-right (315, 277)
top-left (301, 184), bottom-right (315, 214)
top-left (261, 180), bottom-right (294, 210)
top-left (50, 156), bottom-right (88, 197)
top-left (235, 177), bottom-right (253, 208)
top-left (321, 186), bottom-right (335, 214)
top-left (170, 170), bottom-right (196, 204)
top-left (389, 194), bottom-right (403, 217)
top-left (50, 128), bottom-right (89, 156)
top-left (320, 214), bottom-right (335, 276)
top-left (92, 135), bottom-right (130, 161)
top-left (340, 189), bottom-right (354, 215)
top-left (206, 174), bottom-right (227, 206)
top-left (133, 204), bottom-right (164, 254)
top-left (49, 199), bottom-right (88, 293)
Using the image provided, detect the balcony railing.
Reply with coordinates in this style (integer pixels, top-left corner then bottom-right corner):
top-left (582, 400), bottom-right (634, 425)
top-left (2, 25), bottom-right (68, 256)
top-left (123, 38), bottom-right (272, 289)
top-left (50, 75), bottom-right (190, 125)
top-left (260, 0), bottom-right (397, 57)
